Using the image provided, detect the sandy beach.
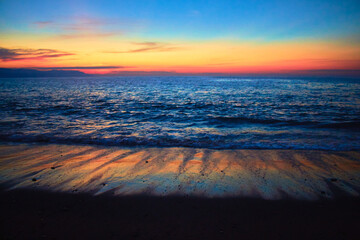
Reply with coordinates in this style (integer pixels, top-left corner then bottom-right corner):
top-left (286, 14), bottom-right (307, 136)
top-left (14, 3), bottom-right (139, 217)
top-left (0, 143), bottom-right (359, 199)
top-left (2, 0), bottom-right (360, 239)
top-left (1, 143), bottom-right (359, 239)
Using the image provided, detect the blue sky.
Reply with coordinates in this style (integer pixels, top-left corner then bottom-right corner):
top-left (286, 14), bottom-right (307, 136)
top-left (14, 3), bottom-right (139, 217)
top-left (1, 0), bottom-right (359, 41)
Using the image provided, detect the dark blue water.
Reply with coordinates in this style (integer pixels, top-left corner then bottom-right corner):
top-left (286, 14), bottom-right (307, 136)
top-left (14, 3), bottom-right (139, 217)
top-left (1, 76), bottom-right (359, 150)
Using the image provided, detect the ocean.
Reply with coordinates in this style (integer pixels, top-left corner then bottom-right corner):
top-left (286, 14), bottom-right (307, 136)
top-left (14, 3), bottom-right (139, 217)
top-left (0, 76), bottom-right (359, 150)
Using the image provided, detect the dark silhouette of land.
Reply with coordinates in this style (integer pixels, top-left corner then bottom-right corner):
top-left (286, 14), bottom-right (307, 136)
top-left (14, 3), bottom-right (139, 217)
top-left (0, 68), bottom-right (87, 78)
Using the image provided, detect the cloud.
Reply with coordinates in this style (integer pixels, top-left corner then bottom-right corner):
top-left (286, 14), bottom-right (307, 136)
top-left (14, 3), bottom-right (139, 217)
top-left (36, 66), bottom-right (124, 70)
top-left (32, 16), bottom-right (112, 31)
top-left (32, 16), bottom-right (136, 39)
top-left (132, 42), bottom-right (158, 46)
top-left (105, 70), bottom-right (178, 76)
top-left (274, 58), bottom-right (360, 69)
top-left (53, 32), bottom-right (117, 40)
top-left (105, 42), bottom-right (181, 53)
top-left (33, 21), bottom-right (53, 28)
top-left (189, 10), bottom-right (201, 17)
top-left (0, 47), bottom-right (74, 62)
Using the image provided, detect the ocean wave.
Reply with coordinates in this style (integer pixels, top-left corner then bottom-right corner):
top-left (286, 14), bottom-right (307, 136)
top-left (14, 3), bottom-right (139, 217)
top-left (210, 116), bottom-right (360, 130)
top-left (318, 121), bottom-right (360, 129)
top-left (210, 116), bottom-right (316, 126)
top-left (1, 76), bottom-right (360, 150)
top-left (1, 133), bottom-right (359, 151)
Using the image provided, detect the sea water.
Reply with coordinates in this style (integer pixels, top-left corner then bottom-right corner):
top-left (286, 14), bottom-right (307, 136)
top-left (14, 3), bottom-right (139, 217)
top-left (1, 76), bottom-right (359, 150)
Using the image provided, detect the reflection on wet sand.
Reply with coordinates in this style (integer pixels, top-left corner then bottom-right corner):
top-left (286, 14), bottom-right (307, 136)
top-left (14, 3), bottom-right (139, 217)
top-left (0, 144), bottom-right (359, 200)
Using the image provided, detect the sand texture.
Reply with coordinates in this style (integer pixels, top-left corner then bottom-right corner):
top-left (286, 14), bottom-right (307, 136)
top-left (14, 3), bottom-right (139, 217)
top-left (0, 143), bottom-right (359, 200)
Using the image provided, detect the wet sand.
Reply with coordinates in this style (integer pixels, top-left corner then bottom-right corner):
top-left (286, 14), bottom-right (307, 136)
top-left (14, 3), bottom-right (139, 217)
top-left (0, 143), bottom-right (360, 239)
top-left (0, 143), bottom-right (359, 199)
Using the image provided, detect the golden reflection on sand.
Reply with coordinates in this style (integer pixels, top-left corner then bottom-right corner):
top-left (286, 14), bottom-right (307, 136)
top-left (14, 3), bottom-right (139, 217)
top-left (0, 144), bottom-right (359, 200)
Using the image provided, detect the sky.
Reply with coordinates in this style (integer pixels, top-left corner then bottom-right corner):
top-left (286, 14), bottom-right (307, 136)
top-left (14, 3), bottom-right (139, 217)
top-left (0, 0), bottom-right (359, 75)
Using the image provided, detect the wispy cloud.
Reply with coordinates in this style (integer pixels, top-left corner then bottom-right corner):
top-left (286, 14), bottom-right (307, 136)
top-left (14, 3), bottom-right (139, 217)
top-left (53, 32), bottom-right (117, 40)
top-left (105, 70), bottom-right (178, 76)
top-left (33, 21), bottom-right (53, 28)
top-left (105, 42), bottom-right (181, 53)
top-left (0, 47), bottom-right (74, 62)
top-left (32, 16), bottom-right (137, 39)
top-left (36, 66), bottom-right (124, 70)
top-left (189, 10), bottom-right (201, 17)
top-left (274, 58), bottom-right (360, 68)
top-left (32, 16), bottom-right (113, 31)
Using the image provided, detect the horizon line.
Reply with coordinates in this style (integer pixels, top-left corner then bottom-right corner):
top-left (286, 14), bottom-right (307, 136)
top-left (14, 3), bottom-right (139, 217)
top-left (1, 67), bottom-right (360, 78)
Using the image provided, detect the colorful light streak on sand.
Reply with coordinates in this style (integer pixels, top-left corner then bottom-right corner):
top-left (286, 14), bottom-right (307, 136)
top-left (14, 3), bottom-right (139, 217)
top-left (0, 144), bottom-right (359, 200)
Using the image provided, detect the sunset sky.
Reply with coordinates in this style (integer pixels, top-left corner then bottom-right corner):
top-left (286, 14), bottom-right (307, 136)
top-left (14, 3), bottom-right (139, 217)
top-left (0, 0), bottom-right (359, 75)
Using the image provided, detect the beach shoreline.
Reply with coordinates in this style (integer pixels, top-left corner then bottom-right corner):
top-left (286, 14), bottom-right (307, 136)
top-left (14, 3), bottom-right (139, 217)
top-left (0, 144), bottom-right (360, 200)
top-left (1, 143), bottom-right (359, 239)
top-left (0, 143), bottom-right (359, 199)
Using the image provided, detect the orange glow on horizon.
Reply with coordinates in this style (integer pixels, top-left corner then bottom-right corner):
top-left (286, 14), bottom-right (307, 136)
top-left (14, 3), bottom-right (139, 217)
top-left (1, 36), bottom-right (359, 75)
